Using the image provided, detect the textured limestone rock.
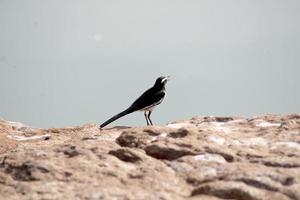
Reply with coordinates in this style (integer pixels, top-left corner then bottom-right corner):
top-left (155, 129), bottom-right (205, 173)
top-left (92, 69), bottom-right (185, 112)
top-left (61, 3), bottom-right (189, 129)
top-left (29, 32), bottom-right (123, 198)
top-left (0, 115), bottom-right (300, 200)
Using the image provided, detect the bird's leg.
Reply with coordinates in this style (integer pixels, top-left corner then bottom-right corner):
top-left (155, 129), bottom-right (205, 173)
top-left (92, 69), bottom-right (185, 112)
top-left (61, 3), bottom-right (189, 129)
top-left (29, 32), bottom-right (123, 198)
top-left (148, 111), bottom-right (153, 125)
top-left (144, 111), bottom-right (150, 125)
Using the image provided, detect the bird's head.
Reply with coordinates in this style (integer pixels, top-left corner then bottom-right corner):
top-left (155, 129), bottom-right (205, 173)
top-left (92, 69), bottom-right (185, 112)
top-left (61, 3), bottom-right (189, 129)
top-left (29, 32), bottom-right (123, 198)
top-left (154, 76), bottom-right (170, 88)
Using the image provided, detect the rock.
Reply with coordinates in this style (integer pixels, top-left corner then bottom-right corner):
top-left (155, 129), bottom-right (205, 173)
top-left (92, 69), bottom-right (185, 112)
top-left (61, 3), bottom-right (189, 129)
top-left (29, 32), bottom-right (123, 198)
top-left (144, 143), bottom-right (196, 160)
top-left (4, 160), bottom-right (50, 181)
top-left (61, 144), bottom-right (81, 158)
top-left (0, 153), bottom-right (56, 182)
top-left (116, 128), bottom-right (151, 148)
top-left (108, 148), bottom-right (143, 163)
top-left (191, 181), bottom-right (291, 200)
top-left (0, 114), bottom-right (300, 200)
top-left (168, 128), bottom-right (190, 138)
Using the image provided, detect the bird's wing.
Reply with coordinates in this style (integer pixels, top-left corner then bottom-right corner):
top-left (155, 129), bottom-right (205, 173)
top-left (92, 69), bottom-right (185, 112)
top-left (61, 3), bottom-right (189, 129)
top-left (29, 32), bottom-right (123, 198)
top-left (128, 88), bottom-right (166, 111)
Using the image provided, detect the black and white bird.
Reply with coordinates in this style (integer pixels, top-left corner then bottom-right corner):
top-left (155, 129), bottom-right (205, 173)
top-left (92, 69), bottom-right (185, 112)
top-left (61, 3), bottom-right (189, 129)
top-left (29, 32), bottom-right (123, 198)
top-left (100, 76), bottom-right (170, 129)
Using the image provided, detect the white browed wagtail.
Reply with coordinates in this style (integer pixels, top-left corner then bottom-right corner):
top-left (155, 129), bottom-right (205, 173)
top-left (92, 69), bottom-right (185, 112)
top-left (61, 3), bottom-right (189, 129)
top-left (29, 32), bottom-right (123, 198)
top-left (100, 76), bottom-right (170, 129)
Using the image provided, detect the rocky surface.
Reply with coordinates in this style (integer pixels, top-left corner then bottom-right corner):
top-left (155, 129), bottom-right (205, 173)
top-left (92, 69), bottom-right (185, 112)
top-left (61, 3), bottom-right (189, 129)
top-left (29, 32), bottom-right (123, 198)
top-left (0, 114), bottom-right (300, 200)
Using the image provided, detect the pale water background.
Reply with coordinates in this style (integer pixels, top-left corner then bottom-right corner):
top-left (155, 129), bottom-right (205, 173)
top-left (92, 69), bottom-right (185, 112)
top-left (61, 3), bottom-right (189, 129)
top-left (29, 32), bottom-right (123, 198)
top-left (0, 0), bottom-right (299, 128)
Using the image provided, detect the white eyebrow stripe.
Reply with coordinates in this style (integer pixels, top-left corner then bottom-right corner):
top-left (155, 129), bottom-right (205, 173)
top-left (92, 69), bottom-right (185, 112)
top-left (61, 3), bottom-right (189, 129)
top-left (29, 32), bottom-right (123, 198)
top-left (161, 77), bottom-right (168, 83)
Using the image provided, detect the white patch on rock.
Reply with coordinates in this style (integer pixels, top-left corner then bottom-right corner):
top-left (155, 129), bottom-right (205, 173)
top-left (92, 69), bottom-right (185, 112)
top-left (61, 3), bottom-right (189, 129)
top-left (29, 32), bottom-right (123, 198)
top-left (150, 136), bottom-right (158, 142)
top-left (7, 134), bottom-right (50, 141)
top-left (208, 135), bottom-right (226, 145)
top-left (194, 154), bottom-right (226, 164)
top-left (208, 122), bottom-right (231, 133)
top-left (160, 133), bottom-right (168, 137)
top-left (231, 137), bottom-right (268, 146)
top-left (202, 166), bottom-right (218, 176)
top-left (271, 142), bottom-right (300, 150)
top-left (167, 123), bottom-right (191, 129)
top-left (96, 136), bottom-right (117, 141)
top-left (150, 133), bottom-right (167, 142)
top-left (287, 130), bottom-right (299, 135)
top-left (96, 131), bottom-right (122, 141)
top-left (226, 119), bottom-right (246, 124)
top-left (256, 121), bottom-right (281, 128)
top-left (231, 139), bottom-right (242, 145)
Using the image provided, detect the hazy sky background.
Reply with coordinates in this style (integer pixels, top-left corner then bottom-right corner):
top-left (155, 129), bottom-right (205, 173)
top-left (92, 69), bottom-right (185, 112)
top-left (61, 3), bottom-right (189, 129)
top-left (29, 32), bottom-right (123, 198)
top-left (0, 0), bottom-right (299, 128)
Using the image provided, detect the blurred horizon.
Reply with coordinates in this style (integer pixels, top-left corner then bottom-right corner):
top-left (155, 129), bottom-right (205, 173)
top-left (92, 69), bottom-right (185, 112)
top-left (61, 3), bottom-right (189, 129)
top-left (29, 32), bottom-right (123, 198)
top-left (1, 0), bottom-right (299, 128)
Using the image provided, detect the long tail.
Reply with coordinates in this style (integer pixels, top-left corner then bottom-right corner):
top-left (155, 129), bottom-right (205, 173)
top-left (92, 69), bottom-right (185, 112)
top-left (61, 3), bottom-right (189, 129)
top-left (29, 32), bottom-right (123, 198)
top-left (100, 108), bottom-right (133, 128)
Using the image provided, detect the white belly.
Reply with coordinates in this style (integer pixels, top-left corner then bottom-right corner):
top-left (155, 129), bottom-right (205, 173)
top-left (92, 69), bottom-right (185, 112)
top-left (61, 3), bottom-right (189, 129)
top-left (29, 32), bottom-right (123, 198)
top-left (142, 105), bottom-right (157, 112)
